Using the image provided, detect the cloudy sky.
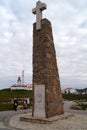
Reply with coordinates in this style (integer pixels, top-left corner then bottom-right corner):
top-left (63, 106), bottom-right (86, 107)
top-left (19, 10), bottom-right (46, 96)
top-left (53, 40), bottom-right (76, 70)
top-left (0, 0), bottom-right (87, 90)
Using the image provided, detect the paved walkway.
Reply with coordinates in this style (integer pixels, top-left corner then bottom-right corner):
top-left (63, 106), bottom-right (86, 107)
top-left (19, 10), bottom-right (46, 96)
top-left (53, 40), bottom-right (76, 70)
top-left (0, 122), bottom-right (15, 130)
top-left (1, 101), bottom-right (87, 130)
top-left (9, 113), bottom-right (87, 130)
top-left (0, 109), bottom-right (31, 130)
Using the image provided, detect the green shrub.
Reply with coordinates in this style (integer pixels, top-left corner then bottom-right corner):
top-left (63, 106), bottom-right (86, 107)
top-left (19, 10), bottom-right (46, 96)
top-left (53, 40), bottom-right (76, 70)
top-left (0, 103), bottom-right (13, 111)
top-left (0, 88), bottom-right (33, 111)
top-left (63, 94), bottom-right (87, 101)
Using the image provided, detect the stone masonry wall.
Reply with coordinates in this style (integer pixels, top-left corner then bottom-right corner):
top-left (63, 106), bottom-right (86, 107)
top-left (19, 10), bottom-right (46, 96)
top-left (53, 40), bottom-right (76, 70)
top-left (33, 18), bottom-right (64, 117)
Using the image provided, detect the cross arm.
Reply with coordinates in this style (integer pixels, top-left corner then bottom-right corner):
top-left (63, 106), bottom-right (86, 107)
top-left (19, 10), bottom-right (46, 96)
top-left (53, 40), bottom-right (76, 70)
top-left (40, 3), bottom-right (47, 11)
top-left (32, 8), bottom-right (36, 14)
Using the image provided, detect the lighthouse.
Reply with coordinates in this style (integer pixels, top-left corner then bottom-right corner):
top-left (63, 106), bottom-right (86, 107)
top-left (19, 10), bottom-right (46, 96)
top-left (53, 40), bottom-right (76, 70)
top-left (11, 70), bottom-right (32, 90)
top-left (17, 76), bottom-right (21, 86)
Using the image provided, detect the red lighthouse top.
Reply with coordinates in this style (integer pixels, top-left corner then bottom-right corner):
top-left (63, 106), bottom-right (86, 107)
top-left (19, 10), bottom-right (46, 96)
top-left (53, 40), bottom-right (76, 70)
top-left (18, 76), bottom-right (21, 81)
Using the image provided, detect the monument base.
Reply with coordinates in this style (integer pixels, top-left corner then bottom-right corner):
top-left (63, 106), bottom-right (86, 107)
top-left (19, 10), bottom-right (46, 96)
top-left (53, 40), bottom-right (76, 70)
top-left (20, 113), bottom-right (74, 124)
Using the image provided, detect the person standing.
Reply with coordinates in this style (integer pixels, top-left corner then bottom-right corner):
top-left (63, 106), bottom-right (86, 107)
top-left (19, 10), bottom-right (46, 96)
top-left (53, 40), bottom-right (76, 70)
top-left (13, 98), bottom-right (18, 111)
top-left (23, 99), bottom-right (28, 109)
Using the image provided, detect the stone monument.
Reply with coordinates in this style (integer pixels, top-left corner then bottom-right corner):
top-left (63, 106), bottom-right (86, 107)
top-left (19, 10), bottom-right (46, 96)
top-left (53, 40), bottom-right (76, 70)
top-left (32, 1), bottom-right (64, 118)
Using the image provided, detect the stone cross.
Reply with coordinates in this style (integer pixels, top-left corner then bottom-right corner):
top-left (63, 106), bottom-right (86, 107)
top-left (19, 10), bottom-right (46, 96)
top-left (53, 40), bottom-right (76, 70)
top-left (32, 1), bottom-right (47, 30)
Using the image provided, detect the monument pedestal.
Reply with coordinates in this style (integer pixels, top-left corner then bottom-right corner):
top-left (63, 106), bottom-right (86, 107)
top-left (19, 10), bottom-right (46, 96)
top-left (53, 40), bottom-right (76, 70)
top-left (33, 19), bottom-right (64, 118)
top-left (20, 113), bottom-right (74, 124)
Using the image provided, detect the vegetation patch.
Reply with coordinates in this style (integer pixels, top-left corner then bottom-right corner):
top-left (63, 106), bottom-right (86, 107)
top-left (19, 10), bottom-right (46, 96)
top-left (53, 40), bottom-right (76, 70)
top-left (0, 89), bottom-right (87, 111)
top-left (70, 103), bottom-right (87, 110)
top-left (0, 88), bottom-right (33, 111)
top-left (63, 94), bottom-right (87, 101)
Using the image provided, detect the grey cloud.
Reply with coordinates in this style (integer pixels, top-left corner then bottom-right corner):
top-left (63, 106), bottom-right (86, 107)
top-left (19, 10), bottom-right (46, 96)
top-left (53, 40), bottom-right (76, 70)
top-left (60, 75), bottom-right (87, 89)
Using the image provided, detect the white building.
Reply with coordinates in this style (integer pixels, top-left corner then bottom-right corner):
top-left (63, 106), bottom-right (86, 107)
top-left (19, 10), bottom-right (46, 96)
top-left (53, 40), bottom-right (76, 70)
top-left (63, 87), bottom-right (77, 94)
top-left (11, 84), bottom-right (33, 90)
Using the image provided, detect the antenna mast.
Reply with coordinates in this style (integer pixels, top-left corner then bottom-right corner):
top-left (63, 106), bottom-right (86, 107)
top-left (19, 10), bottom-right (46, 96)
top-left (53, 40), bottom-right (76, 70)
top-left (22, 70), bottom-right (24, 85)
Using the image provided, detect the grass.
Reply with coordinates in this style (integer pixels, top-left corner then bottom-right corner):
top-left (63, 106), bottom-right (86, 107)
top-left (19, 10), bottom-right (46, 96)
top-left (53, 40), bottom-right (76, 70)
top-left (80, 104), bottom-right (87, 110)
top-left (0, 103), bottom-right (13, 111)
top-left (0, 88), bottom-right (33, 111)
top-left (63, 94), bottom-right (87, 101)
top-left (0, 88), bottom-right (33, 99)
top-left (0, 89), bottom-right (87, 111)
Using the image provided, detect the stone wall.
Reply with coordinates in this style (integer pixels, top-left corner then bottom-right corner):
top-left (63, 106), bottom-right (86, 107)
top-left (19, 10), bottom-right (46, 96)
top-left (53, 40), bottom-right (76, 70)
top-left (33, 18), bottom-right (64, 117)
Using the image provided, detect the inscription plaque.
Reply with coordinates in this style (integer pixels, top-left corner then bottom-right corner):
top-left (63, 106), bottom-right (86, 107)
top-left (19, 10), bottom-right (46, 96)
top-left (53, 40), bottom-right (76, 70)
top-left (34, 84), bottom-right (46, 118)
